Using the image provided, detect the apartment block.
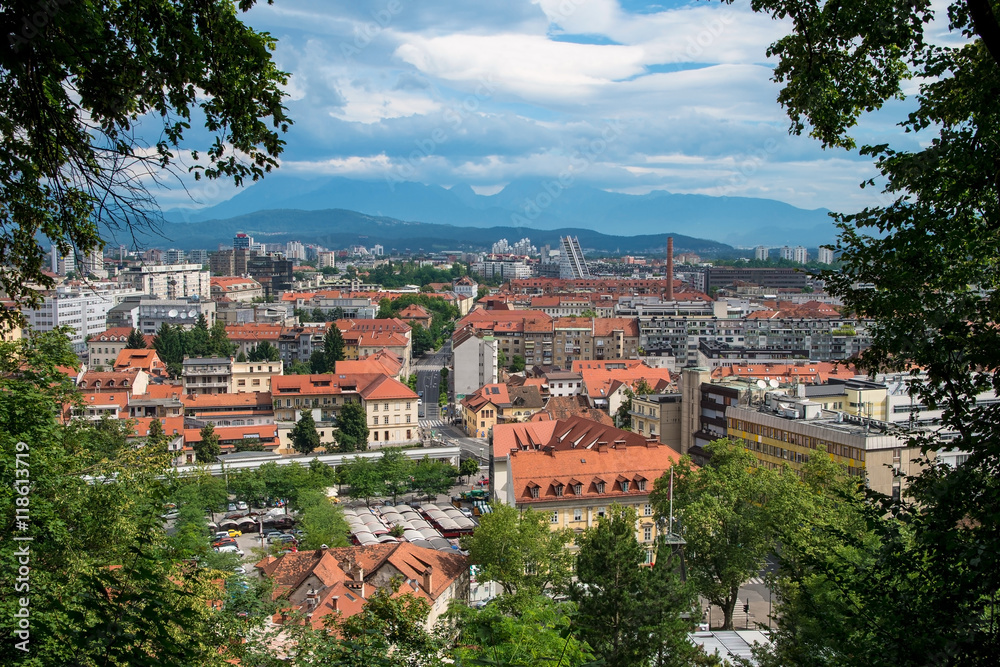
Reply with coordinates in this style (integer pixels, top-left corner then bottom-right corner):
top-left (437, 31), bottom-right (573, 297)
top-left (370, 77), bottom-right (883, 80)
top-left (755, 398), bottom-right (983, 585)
top-left (123, 263), bottom-right (210, 300)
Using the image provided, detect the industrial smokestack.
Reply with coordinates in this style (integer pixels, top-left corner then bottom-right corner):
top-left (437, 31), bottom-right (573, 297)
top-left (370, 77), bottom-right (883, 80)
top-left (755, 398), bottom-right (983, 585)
top-left (666, 236), bottom-right (675, 301)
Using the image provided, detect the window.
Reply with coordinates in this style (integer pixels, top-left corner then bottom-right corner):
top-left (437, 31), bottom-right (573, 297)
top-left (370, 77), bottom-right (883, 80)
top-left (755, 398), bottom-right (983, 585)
top-left (573, 508), bottom-right (582, 521)
top-left (406, 401), bottom-right (411, 409)
top-left (644, 503), bottom-right (652, 516)
top-left (574, 483), bottom-right (582, 495)
top-left (621, 480), bottom-right (630, 493)
top-left (373, 403), bottom-right (378, 411)
top-left (383, 416), bottom-right (389, 425)
top-left (550, 510), bottom-right (559, 523)
top-left (637, 479), bottom-right (647, 492)
top-left (554, 484), bottom-right (564, 497)
top-left (237, 379), bottom-right (246, 386)
top-left (597, 507), bottom-right (606, 518)
top-left (384, 403), bottom-right (389, 411)
top-left (644, 527), bottom-right (652, 542)
top-left (530, 486), bottom-right (540, 499)
top-left (596, 481), bottom-right (606, 494)
top-left (252, 379), bottom-right (260, 386)
top-left (373, 431), bottom-right (379, 441)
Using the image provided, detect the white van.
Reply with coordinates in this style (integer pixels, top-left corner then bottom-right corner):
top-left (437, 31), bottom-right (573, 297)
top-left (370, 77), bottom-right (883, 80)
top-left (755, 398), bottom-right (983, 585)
top-left (214, 545), bottom-right (244, 557)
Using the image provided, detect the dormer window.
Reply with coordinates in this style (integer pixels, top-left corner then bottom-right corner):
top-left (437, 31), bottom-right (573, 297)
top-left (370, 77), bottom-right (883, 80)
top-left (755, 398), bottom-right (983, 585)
top-left (554, 484), bottom-right (564, 497)
top-left (621, 480), bottom-right (630, 493)
top-left (637, 479), bottom-right (647, 492)
top-left (574, 483), bottom-right (582, 496)
top-left (530, 486), bottom-right (540, 499)
top-left (596, 481), bottom-right (606, 494)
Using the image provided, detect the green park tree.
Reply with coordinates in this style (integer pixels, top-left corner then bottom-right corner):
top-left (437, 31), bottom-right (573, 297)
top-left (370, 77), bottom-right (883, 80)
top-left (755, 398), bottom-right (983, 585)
top-left (290, 409), bottom-right (321, 455)
top-left (343, 456), bottom-right (385, 507)
top-left (461, 502), bottom-right (574, 596)
top-left (194, 422), bottom-right (222, 463)
top-left (572, 504), bottom-right (704, 667)
top-left (336, 401), bottom-right (370, 452)
top-left (378, 448), bottom-right (415, 504)
top-left (125, 328), bottom-right (147, 349)
top-left (409, 457), bottom-right (458, 501)
top-left (323, 325), bottom-right (345, 373)
top-left (248, 340), bottom-right (280, 362)
top-left (651, 440), bottom-right (789, 630)
top-left (459, 457), bottom-right (480, 484)
top-left (296, 489), bottom-right (351, 550)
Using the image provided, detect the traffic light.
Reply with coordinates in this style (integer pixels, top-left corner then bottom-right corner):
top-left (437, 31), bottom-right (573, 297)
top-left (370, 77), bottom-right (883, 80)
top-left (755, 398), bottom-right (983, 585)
top-left (743, 603), bottom-right (750, 614)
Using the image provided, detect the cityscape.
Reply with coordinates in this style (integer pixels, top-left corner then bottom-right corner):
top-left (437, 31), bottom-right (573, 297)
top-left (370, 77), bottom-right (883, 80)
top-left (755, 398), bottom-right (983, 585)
top-left (2, 1), bottom-right (998, 666)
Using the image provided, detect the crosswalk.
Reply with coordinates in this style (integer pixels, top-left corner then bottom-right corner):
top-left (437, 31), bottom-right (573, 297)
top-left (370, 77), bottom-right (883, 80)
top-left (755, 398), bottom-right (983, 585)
top-left (420, 419), bottom-right (445, 430)
top-left (743, 576), bottom-right (766, 586)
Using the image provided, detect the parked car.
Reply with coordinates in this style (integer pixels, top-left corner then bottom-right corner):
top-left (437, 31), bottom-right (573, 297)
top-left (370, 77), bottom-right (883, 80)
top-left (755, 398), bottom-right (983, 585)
top-left (233, 566), bottom-right (247, 575)
top-left (265, 530), bottom-right (284, 541)
top-left (214, 531), bottom-right (232, 541)
top-left (228, 503), bottom-right (238, 512)
top-left (236, 501), bottom-right (248, 510)
top-left (272, 534), bottom-right (297, 544)
top-left (214, 544), bottom-right (244, 556)
top-left (212, 536), bottom-right (237, 547)
top-left (161, 511), bottom-right (180, 520)
top-left (227, 529), bottom-right (242, 538)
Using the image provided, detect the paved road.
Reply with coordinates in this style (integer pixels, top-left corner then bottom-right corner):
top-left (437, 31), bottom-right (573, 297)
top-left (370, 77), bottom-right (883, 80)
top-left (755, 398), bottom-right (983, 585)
top-left (413, 342), bottom-right (453, 423)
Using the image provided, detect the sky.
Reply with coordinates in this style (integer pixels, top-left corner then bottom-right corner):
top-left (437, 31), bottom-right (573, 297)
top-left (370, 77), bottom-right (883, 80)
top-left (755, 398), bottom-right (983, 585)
top-left (158, 0), bottom-right (954, 214)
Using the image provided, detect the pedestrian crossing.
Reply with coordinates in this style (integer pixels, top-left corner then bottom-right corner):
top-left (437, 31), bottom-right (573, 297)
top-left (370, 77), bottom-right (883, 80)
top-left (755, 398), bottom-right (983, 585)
top-left (420, 419), bottom-right (445, 430)
top-left (743, 576), bottom-right (765, 586)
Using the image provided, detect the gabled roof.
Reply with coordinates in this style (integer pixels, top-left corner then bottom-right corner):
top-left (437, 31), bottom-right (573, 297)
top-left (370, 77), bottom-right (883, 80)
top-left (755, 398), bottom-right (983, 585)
top-left (113, 348), bottom-right (164, 373)
top-left (359, 374), bottom-right (418, 401)
top-left (535, 395), bottom-right (615, 425)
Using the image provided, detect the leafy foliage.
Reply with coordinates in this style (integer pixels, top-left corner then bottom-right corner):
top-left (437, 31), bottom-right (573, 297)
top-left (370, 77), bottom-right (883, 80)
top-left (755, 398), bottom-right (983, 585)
top-left (651, 440), bottom-right (789, 630)
top-left (296, 489), bottom-right (350, 550)
top-left (336, 401), bottom-right (369, 452)
top-left (410, 456), bottom-right (458, 500)
top-left (0, 0), bottom-right (290, 331)
top-left (290, 409), bottom-right (321, 455)
top-left (323, 326), bottom-right (346, 373)
top-left (379, 448), bottom-right (415, 504)
top-left (461, 502), bottom-right (573, 596)
top-left (125, 328), bottom-right (147, 349)
top-left (194, 423), bottom-right (222, 463)
top-left (344, 456), bottom-right (386, 507)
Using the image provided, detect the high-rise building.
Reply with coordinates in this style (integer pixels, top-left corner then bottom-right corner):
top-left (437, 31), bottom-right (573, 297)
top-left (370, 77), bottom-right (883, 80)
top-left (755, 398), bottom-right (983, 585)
top-left (792, 246), bottom-right (808, 264)
top-left (285, 241), bottom-right (305, 260)
top-left (50, 244), bottom-right (75, 275)
top-left (780, 246), bottom-right (795, 261)
top-left (234, 232), bottom-right (253, 250)
top-left (817, 247), bottom-right (835, 264)
top-left (754, 245), bottom-right (769, 261)
top-left (317, 251), bottom-right (336, 269)
top-left (123, 263), bottom-right (211, 300)
top-left (164, 248), bottom-right (185, 264)
top-left (372, 244), bottom-right (384, 256)
top-left (558, 236), bottom-right (590, 280)
top-left (81, 249), bottom-right (106, 278)
top-left (187, 249), bottom-right (209, 265)
top-left (24, 283), bottom-right (141, 352)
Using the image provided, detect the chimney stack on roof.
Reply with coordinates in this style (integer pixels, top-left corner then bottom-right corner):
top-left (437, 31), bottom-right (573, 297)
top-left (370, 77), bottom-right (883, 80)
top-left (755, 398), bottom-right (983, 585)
top-left (666, 236), bottom-right (675, 302)
top-left (422, 566), bottom-right (433, 594)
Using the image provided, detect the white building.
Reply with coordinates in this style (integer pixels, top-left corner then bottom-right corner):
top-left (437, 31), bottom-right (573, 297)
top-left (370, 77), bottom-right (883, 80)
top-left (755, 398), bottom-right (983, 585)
top-left (452, 330), bottom-right (499, 401)
top-left (24, 283), bottom-right (142, 353)
top-left (50, 244), bottom-right (75, 275)
top-left (817, 247), bottom-right (835, 264)
top-left (123, 263), bottom-right (210, 300)
top-left (754, 246), bottom-right (769, 261)
top-left (780, 246), bottom-right (795, 261)
top-left (558, 236), bottom-right (590, 279)
top-left (793, 246), bottom-right (808, 264)
top-left (285, 241), bottom-right (306, 261)
top-left (372, 244), bottom-right (384, 256)
top-left (317, 251), bottom-right (336, 269)
top-left (471, 259), bottom-right (531, 281)
top-left (164, 249), bottom-right (186, 264)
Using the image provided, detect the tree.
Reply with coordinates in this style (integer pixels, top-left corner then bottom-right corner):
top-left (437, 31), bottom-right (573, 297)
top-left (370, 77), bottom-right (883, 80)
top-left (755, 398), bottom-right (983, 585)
top-left (343, 456), bottom-right (385, 507)
top-left (153, 322), bottom-right (183, 367)
top-left (236, 350), bottom-right (248, 363)
top-left (462, 502), bottom-right (574, 596)
top-left (571, 504), bottom-right (703, 667)
top-left (311, 306), bottom-right (326, 322)
top-left (411, 324), bottom-right (435, 356)
top-left (615, 379), bottom-right (654, 431)
top-left (288, 360), bottom-right (311, 375)
top-left (194, 422), bottom-right (222, 463)
top-left (336, 401), bottom-right (370, 452)
top-left (743, 0), bottom-right (1000, 660)
top-left (497, 349), bottom-right (507, 373)
top-left (248, 340), bottom-right (280, 362)
top-left (378, 448), bottom-right (415, 504)
top-left (234, 438), bottom-right (265, 452)
top-left (188, 314), bottom-right (211, 358)
top-left (125, 328), bottom-right (147, 349)
top-left (447, 594), bottom-right (594, 667)
top-left (406, 373), bottom-right (418, 392)
top-left (459, 457), bottom-right (480, 484)
top-left (309, 350), bottom-right (327, 374)
top-left (290, 409), bottom-right (321, 455)
top-left (409, 456), bottom-right (458, 501)
top-left (509, 354), bottom-right (525, 373)
top-left (208, 320), bottom-right (235, 358)
top-left (229, 468), bottom-right (268, 510)
top-left (297, 489), bottom-right (350, 550)
top-left (651, 440), bottom-right (788, 630)
top-left (0, 0), bottom-right (290, 333)
top-left (323, 325), bottom-right (345, 373)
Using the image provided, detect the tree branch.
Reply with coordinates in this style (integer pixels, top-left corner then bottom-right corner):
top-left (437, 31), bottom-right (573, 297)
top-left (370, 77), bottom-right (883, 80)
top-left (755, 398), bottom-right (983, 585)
top-left (967, 0), bottom-right (1000, 67)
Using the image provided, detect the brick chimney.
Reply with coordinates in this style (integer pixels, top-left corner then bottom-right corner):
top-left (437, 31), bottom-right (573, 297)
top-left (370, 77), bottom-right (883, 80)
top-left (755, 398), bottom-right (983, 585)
top-left (422, 566), bottom-right (433, 594)
top-left (666, 236), bottom-right (674, 302)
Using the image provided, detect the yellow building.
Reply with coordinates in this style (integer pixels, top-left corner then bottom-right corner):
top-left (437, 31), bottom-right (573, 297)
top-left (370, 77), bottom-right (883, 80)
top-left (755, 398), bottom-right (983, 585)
top-left (232, 359), bottom-right (283, 393)
top-left (726, 393), bottom-right (923, 499)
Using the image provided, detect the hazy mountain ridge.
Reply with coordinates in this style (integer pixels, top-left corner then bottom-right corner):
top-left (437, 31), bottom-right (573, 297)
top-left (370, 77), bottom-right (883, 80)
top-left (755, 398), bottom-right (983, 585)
top-left (164, 175), bottom-right (836, 246)
top-left (139, 208), bottom-right (732, 255)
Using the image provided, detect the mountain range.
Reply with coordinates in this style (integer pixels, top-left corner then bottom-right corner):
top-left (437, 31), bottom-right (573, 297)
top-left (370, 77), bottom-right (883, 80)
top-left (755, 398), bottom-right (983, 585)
top-left (164, 175), bottom-right (836, 248)
top-left (136, 209), bottom-right (730, 256)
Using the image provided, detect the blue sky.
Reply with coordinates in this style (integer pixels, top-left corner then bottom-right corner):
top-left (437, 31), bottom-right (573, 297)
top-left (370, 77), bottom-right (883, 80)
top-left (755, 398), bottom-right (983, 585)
top-left (158, 0), bottom-right (951, 213)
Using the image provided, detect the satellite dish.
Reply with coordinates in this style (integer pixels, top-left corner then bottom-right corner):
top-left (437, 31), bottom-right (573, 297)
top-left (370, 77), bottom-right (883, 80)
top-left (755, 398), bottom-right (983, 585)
top-left (168, 309), bottom-right (178, 318)
top-left (188, 310), bottom-right (197, 318)
top-left (769, 379), bottom-right (779, 389)
top-left (179, 311), bottom-right (187, 319)
top-left (756, 380), bottom-right (767, 389)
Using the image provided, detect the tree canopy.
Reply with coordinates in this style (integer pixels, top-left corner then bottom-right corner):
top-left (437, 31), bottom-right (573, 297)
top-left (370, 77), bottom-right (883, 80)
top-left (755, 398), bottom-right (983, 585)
top-left (0, 0), bottom-right (290, 332)
top-left (290, 409), bottom-right (321, 455)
